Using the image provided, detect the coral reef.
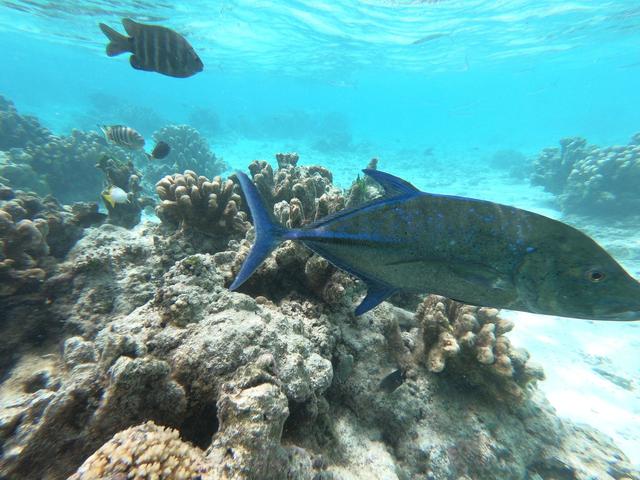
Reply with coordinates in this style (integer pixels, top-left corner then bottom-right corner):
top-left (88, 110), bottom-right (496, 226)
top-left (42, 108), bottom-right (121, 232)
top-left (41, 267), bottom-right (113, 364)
top-left (96, 155), bottom-right (153, 229)
top-left (0, 95), bottom-right (52, 150)
top-left (0, 158), bottom-right (638, 480)
top-left (2, 127), bottom-right (131, 203)
top-left (69, 421), bottom-right (212, 480)
top-left (413, 295), bottom-right (545, 402)
top-left (155, 170), bottom-right (250, 244)
top-left (148, 125), bottom-right (227, 186)
top-left (345, 157), bottom-right (384, 208)
top-left (248, 154), bottom-right (344, 227)
top-left (531, 133), bottom-right (640, 215)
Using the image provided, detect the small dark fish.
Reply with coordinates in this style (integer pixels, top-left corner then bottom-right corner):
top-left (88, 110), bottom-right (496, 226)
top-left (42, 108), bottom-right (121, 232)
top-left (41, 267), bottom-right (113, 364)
top-left (150, 141), bottom-right (171, 160)
top-left (100, 124), bottom-right (145, 150)
top-left (412, 32), bottom-right (449, 45)
top-left (99, 18), bottom-right (203, 78)
top-left (231, 169), bottom-right (640, 321)
top-left (379, 369), bottom-right (406, 393)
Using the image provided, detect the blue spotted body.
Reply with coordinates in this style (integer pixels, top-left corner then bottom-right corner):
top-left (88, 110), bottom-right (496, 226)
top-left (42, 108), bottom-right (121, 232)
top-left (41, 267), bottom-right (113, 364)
top-left (231, 169), bottom-right (640, 321)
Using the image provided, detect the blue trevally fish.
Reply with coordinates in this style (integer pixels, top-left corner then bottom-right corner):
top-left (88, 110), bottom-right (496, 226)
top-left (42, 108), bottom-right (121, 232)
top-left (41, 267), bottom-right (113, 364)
top-left (231, 169), bottom-right (640, 321)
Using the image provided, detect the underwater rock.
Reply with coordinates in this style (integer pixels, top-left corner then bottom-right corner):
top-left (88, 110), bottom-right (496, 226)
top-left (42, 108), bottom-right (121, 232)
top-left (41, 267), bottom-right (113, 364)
top-left (155, 170), bottom-right (250, 242)
top-left (69, 421), bottom-right (213, 480)
top-left (532, 133), bottom-right (640, 216)
top-left (414, 295), bottom-right (545, 402)
top-left (149, 124), bottom-right (227, 184)
top-left (0, 95), bottom-right (52, 150)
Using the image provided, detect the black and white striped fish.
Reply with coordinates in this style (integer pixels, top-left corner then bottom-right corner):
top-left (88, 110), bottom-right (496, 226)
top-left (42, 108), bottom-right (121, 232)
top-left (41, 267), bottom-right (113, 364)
top-left (99, 18), bottom-right (203, 78)
top-left (100, 125), bottom-right (145, 150)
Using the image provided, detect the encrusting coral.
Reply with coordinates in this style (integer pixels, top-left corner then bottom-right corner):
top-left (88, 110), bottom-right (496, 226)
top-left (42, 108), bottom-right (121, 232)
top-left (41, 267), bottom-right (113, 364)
top-left (155, 170), bottom-right (250, 239)
top-left (531, 133), bottom-right (640, 215)
top-left (69, 421), bottom-right (213, 480)
top-left (414, 295), bottom-right (545, 402)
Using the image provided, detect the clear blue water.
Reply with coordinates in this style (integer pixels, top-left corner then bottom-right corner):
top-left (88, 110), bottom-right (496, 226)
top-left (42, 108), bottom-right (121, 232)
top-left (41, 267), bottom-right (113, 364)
top-left (2, 0), bottom-right (640, 465)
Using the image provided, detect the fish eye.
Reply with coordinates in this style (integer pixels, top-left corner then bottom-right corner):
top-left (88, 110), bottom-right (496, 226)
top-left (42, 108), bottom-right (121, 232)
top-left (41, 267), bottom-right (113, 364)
top-left (586, 270), bottom-right (606, 283)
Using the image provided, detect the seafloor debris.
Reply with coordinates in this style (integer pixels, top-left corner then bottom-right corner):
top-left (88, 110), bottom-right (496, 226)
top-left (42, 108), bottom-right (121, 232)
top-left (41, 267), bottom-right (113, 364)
top-left (532, 133), bottom-right (640, 215)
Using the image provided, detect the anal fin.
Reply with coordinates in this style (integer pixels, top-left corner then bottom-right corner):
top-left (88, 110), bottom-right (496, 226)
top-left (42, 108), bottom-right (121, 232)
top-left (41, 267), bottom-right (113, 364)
top-left (355, 281), bottom-right (396, 315)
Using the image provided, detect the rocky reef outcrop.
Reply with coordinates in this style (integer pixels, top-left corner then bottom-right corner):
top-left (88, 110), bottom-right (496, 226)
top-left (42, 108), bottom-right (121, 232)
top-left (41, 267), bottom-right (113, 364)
top-left (531, 133), bottom-right (640, 215)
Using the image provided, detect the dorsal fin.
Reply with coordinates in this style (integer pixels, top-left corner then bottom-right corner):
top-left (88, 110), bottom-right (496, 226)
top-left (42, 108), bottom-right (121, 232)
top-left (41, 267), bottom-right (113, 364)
top-left (363, 169), bottom-right (420, 198)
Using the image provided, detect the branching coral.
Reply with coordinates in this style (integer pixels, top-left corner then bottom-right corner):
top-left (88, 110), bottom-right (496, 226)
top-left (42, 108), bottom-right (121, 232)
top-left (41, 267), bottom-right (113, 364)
top-left (248, 154), bottom-right (343, 227)
top-left (155, 170), bottom-right (249, 238)
top-left (531, 133), bottom-right (640, 215)
top-left (69, 421), bottom-right (212, 480)
top-left (415, 295), bottom-right (544, 402)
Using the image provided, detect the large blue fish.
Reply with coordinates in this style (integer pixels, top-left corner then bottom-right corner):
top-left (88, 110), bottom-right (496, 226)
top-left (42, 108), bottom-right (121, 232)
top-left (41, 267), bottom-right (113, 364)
top-left (231, 169), bottom-right (640, 321)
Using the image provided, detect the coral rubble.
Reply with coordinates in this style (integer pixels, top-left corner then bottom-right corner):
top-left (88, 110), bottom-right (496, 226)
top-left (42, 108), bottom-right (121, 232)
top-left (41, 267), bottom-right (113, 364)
top-left (532, 133), bottom-right (640, 215)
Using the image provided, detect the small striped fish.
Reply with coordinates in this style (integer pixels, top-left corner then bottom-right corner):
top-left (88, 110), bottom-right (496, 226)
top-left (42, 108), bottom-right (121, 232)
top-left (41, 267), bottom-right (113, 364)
top-left (99, 18), bottom-right (203, 78)
top-left (100, 125), bottom-right (145, 150)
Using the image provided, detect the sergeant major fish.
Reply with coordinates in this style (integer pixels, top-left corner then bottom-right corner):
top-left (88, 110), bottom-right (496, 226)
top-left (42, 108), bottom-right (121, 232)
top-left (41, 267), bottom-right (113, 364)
top-left (100, 125), bottom-right (171, 160)
top-left (100, 125), bottom-right (145, 150)
top-left (231, 169), bottom-right (640, 321)
top-left (99, 18), bottom-right (203, 78)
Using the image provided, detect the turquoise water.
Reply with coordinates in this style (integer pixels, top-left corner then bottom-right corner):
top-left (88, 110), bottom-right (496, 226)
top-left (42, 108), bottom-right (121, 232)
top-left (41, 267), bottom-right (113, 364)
top-left (2, 0), bottom-right (640, 470)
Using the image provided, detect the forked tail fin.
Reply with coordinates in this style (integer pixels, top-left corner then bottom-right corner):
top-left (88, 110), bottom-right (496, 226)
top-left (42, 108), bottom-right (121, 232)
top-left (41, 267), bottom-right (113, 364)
top-left (230, 172), bottom-right (285, 290)
top-left (99, 23), bottom-right (131, 56)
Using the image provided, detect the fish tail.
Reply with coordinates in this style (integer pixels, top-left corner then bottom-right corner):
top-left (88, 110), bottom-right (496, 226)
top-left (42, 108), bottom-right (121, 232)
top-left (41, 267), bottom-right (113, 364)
top-left (99, 22), bottom-right (131, 56)
top-left (230, 171), bottom-right (286, 291)
top-left (102, 193), bottom-right (115, 208)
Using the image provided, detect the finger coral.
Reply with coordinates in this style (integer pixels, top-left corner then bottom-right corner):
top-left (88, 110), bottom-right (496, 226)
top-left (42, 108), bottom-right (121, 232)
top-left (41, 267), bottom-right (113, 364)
top-left (0, 95), bottom-right (52, 150)
top-left (69, 421), bottom-right (212, 480)
top-left (248, 154), bottom-right (344, 227)
top-left (155, 170), bottom-right (250, 238)
top-left (415, 295), bottom-right (545, 402)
